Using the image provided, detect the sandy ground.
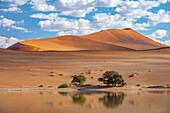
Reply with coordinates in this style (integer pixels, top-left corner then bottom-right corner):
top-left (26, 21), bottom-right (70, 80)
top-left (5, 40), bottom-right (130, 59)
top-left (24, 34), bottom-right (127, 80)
top-left (0, 49), bottom-right (170, 88)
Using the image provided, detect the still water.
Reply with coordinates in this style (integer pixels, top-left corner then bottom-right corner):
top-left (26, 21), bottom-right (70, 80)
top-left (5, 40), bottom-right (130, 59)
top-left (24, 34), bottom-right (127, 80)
top-left (0, 90), bottom-right (169, 113)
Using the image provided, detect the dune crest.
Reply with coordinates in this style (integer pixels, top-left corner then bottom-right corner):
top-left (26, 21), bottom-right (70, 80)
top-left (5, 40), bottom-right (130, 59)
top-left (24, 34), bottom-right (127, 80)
top-left (8, 28), bottom-right (167, 51)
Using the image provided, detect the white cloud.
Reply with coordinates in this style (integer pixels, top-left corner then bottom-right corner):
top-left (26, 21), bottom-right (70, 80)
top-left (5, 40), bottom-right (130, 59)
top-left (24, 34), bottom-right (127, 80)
top-left (0, 16), bottom-right (4, 18)
top-left (38, 17), bottom-right (93, 32)
top-left (93, 13), bottom-right (131, 29)
top-left (28, 0), bottom-right (170, 36)
top-left (115, 0), bottom-right (167, 22)
top-left (163, 39), bottom-right (170, 45)
top-left (30, 0), bottom-right (56, 11)
top-left (1, 0), bottom-right (29, 6)
top-left (0, 17), bottom-right (31, 32)
top-left (147, 9), bottom-right (170, 25)
top-left (0, 18), bottom-right (16, 27)
top-left (0, 36), bottom-right (20, 48)
top-left (1, 0), bottom-right (56, 11)
top-left (60, 7), bottom-right (94, 17)
top-left (92, 13), bottom-right (150, 30)
top-left (148, 30), bottom-right (168, 39)
top-left (0, 7), bottom-right (23, 13)
top-left (30, 13), bottom-right (58, 19)
top-left (11, 25), bottom-right (31, 32)
top-left (54, 0), bottom-right (122, 11)
top-left (32, 13), bottom-right (97, 35)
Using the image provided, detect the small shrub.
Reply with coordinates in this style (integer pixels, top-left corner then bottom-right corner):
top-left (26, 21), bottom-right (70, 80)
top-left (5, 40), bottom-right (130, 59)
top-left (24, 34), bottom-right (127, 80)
top-left (72, 75), bottom-right (87, 85)
top-left (98, 71), bottom-right (127, 87)
top-left (58, 83), bottom-right (70, 88)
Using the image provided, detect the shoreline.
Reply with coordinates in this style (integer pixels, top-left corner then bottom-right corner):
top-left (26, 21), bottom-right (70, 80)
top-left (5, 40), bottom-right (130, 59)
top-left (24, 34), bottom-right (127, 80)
top-left (0, 86), bottom-right (170, 93)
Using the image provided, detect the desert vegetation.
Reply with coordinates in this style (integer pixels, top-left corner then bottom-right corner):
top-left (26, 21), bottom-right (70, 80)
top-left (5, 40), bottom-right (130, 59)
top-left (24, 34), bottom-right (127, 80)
top-left (58, 75), bottom-right (86, 88)
top-left (98, 71), bottom-right (127, 87)
top-left (71, 75), bottom-right (87, 85)
top-left (58, 71), bottom-right (127, 88)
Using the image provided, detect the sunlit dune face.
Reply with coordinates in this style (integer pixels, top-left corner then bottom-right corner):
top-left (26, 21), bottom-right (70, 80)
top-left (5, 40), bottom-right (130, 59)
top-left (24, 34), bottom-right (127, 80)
top-left (8, 29), bottom-right (167, 51)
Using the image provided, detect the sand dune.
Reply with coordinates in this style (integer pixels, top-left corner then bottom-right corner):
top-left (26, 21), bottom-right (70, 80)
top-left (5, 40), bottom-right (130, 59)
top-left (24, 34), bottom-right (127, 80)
top-left (8, 36), bottom-right (133, 51)
top-left (7, 28), bottom-right (167, 51)
top-left (81, 28), bottom-right (166, 50)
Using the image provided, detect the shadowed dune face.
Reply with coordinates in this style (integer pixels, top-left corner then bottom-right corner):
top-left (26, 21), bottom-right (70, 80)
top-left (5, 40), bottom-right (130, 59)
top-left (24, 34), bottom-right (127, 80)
top-left (7, 43), bottom-right (45, 51)
top-left (7, 29), bottom-right (167, 51)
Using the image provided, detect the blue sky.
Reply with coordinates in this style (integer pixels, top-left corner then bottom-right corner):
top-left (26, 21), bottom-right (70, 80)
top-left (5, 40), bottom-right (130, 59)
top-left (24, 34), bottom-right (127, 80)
top-left (0, 0), bottom-right (170, 48)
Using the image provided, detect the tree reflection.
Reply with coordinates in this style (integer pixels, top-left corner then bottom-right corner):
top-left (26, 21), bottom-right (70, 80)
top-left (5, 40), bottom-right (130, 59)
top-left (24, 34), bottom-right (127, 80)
top-left (58, 92), bottom-right (126, 107)
top-left (99, 92), bottom-right (126, 109)
top-left (71, 94), bottom-right (86, 105)
top-left (59, 92), bottom-right (86, 105)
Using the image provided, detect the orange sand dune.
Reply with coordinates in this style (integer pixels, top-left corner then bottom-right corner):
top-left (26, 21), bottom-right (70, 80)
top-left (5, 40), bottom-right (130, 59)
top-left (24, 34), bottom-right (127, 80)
top-left (8, 28), bottom-right (167, 51)
top-left (8, 36), bottom-right (133, 51)
top-left (81, 28), bottom-right (166, 50)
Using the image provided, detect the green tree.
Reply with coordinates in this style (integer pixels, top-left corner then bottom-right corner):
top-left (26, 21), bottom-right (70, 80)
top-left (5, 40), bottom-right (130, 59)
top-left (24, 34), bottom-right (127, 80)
top-left (72, 75), bottom-right (87, 85)
top-left (98, 71), bottom-right (127, 87)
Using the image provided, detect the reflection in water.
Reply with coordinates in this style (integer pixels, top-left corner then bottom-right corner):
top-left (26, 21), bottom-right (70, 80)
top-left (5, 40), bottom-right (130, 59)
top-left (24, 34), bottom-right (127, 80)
top-left (59, 92), bottom-right (86, 105)
top-left (99, 92), bottom-right (126, 109)
top-left (0, 91), bottom-right (169, 113)
top-left (72, 95), bottom-right (86, 105)
top-left (58, 92), bottom-right (70, 97)
top-left (59, 91), bottom-right (126, 108)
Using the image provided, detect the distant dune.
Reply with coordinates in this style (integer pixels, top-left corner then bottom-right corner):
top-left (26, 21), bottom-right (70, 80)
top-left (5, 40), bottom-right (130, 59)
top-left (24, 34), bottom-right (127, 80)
top-left (8, 28), bottom-right (167, 51)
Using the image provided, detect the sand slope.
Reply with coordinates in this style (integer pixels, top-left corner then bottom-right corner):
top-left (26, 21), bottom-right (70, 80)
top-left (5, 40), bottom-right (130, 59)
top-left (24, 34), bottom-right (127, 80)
top-left (81, 28), bottom-right (166, 50)
top-left (8, 36), bottom-right (133, 51)
top-left (8, 29), bottom-right (167, 51)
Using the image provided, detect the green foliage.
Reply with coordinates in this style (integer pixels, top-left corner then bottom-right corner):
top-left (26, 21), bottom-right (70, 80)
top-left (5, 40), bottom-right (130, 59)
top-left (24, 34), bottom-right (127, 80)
top-left (58, 83), bottom-right (70, 88)
top-left (70, 82), bottom-right (80, 86)
top-left (98, 71), bottom-right (127, 87)
top-left (72, 75), bottom-right (87, 85)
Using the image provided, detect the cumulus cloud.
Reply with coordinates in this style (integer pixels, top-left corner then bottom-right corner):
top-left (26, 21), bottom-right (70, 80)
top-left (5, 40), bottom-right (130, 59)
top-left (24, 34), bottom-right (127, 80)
top-left (1, 0), bottom-right (56, 12)
top-left (54, 0), bottom-right (122, 11)
top-left (92, 13), bottom-right (150, 30)
top-left (1, 0), bottom-right (29, 6)
top-left (54, 0), bottom-right (122, 17)
top-left (148, 30), bottom-right (168, 39)
top-left (147, 9), bottom-right (170, 25)
top-left (30, 0), bottom-right (56, 11)
top-left (0, 36), bottom-right (20, 48)
top-left (39, 17), bottom-right (95, 32)
top-left (0, 17), bottom-right (31, 32)
top-left (60, 7), bottom-right (94, 17)
top-left (28, 0), bottom-right (170, 36)
top-left (0, 7), bottom-right (23, 13)
top-left (0, 18), bottom-right (16, 27)
top-left (31, 13), bottom-right (97, 35)
top-left (30, 13), bottom-right (58, 19)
